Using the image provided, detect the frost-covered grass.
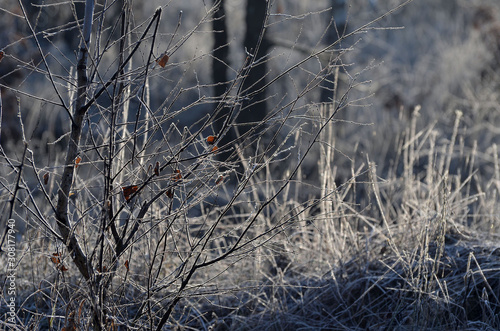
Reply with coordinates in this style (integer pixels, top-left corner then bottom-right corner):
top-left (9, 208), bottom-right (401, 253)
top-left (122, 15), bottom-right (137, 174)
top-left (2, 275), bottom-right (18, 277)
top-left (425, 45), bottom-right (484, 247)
top-left (2, 0), bottom-right (500, 329)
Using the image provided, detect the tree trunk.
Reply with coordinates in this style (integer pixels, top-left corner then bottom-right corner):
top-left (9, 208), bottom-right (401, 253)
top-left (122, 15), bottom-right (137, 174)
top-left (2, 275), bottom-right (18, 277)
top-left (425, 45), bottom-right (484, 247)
top-left (211, 0), bottom-right (232, 160)
top-left (212, 0), bottom-right (229, 100)
top-left (238, 0), bottom-right (270, 138)
top-left (320, 0), bottom-right (347, 103)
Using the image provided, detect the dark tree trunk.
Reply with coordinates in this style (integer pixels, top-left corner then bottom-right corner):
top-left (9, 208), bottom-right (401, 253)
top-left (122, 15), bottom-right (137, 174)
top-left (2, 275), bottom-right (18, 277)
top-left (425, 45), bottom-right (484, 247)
top-left (238, 0), bottom-right (270, 138)
top-left (211, 0), bottom-right (229, 132)
top-left (212, 0), bottom-right (229, 100)
top-left (211, 0), bottom-right (234, 161)
top-left (320, 0), bottom-right (347, 103)
top-left (211, 0), bottom-right (270, 163)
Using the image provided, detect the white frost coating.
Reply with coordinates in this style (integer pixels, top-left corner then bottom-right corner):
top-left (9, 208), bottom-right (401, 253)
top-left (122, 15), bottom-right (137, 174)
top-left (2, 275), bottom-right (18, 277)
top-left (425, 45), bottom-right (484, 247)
top-left (82, 0), bottom-right (95, 47)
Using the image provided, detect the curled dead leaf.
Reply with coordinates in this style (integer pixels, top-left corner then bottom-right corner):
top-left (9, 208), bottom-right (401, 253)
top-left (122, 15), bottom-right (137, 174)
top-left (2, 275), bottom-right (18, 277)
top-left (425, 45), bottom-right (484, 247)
top-left (154, 161), bottom-right (160, 176)
top-left (166, 189), bottom-right (174, 199)
top-left (75, 156), bottom-right (82, 168)
top-left (51, 253), bottom-right (68, 272)
top-left (122, 185), bottom-right (139, 202)
top-left (51, 253), bottom-right (61, 265)
top-left (58, 264), bottom-right (69, 272)
top-left (172, 169), bottom-right (182, 182)
top-left (97, 266), bottom-right (107, 273)
top-left (156, 53), bottom-right (169, 68)
top-left (206, 135), bottom-right (217, 145)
